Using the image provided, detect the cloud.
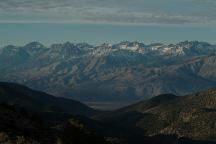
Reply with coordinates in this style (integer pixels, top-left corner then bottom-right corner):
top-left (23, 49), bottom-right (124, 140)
top-left (193, 0), bottom-right (216, 6)
top-left (0, 0), bottom-right (216, 25)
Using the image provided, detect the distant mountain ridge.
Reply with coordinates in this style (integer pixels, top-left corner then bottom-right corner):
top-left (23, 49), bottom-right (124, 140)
top-left (1, 41), bottom-right (216, 102)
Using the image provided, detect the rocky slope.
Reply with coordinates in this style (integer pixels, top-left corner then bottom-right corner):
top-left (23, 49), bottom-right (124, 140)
top-left (1, 41), bottom-right (216, 102)
top-left (97, 88), bottom-right (216, 142)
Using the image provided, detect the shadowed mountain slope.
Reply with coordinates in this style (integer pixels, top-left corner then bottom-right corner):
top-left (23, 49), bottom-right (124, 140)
top-left (0, 82), bottom-right (98, 116)
top-left (1, 82), bottom-right (216, 143)
top-left (97, 89), bottom-right (216, 141)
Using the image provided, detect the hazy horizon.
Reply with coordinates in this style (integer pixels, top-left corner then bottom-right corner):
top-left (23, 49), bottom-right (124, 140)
top-left (1, 23), bottom-right (216, 47)
top-left (1, 0), bottom-right (216, 46)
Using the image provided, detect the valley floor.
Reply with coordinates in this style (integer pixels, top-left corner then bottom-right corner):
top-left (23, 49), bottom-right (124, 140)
top-left (84, 101), bottom-right (138, 110)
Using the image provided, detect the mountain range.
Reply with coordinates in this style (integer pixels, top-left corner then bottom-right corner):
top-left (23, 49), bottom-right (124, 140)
top-left (1, 41), bottom-right (216, 103)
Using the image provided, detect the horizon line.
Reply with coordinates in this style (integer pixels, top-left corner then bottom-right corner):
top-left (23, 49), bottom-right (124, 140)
top-left (1, 40), bottom-right (215, 48)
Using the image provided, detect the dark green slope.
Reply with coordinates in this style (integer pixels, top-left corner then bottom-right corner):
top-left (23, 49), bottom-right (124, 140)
top-left (0, 82), bottom-right (216, 144)
top-left (0, 82), bottom-right (97, 116)
top-left (0, 103), bottom-right (109, 144)
top-left (0, 102), bottom-right (213, 144)
top-left (97, 90), bottom-right (216, 141)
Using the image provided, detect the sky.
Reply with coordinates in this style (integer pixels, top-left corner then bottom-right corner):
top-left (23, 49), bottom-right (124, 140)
top-left (0, 0), bottom-right (216, 46)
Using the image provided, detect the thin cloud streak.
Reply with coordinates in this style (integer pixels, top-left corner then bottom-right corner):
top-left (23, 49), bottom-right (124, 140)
top-left (0, 0), bottom-right (216, 25)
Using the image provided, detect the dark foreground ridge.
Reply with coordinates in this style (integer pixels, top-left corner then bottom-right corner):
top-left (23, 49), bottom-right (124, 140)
top-left (1, 82), bottom-right (216, 144)
top-left (97, 90), bottom-right (216, 142)
top-left (0, 82), bottom-right (98, 117)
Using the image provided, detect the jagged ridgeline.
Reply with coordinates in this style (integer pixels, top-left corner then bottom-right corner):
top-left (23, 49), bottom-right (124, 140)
top-left (1, 41), bottom-right (216, 102)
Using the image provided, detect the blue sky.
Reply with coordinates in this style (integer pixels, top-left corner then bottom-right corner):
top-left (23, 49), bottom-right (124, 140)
top-left (0, 0), bottom-right (216, 46)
